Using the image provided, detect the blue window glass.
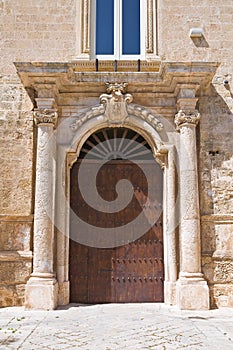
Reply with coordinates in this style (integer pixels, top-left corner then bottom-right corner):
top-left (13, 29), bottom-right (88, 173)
top-left (96, 0), bottom-right (114, 55)
top-left (122, 0), bottom-right (140, 55)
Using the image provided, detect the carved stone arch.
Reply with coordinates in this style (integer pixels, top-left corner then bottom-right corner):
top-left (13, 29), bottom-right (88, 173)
top-left (53, 95), bottom-right (179, 307)
top-left (68, 116), bottom-right (164, 170)
top-left (68, 83), bottom-right (165, 166)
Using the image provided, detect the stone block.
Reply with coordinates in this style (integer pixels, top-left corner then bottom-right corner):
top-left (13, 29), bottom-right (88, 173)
top-left (25, 277), bottom-right (58, 310)
top-left (177, 277), bottom-right (210, 310)
top-left (0, 284), bottom-right (25, 307)
top-left (210, 284), bottom-right (233, 308)
top-left (0, 219), bottom-right (32, 251)
top-left (0, 261), bottom-right (31, 284)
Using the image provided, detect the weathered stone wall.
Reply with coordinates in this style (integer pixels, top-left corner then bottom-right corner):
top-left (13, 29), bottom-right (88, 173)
top-left (158, 0), bottom-right (233, 307)
top-left (0, 0), bottom-right (76, 306)
top-left (0, 0), bottom-right (232, 307)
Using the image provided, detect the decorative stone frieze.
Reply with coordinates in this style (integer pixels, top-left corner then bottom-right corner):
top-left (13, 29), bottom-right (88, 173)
top-left (67, 60), bottom-right (161, 75)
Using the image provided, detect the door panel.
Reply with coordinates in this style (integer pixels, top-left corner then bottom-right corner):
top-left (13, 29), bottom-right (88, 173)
top-left (69, 160), bottom-right (164, 303)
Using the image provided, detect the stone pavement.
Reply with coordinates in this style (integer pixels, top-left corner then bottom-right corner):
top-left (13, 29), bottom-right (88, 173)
top-left (0, 304), bottom-right (233, 350)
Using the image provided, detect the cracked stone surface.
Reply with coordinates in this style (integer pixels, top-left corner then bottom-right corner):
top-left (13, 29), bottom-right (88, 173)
top-left (0, 304), bottom-right (233, 349)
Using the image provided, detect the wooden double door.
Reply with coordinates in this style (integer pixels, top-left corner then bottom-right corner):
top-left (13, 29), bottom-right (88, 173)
top-left (69, 159), bottom-right (164, 303)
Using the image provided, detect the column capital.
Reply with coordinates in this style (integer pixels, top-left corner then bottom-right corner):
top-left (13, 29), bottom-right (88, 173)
top-left (34, 109), bottom-right (58, 128)
top-left (174, 109), bottom-right (200, 129)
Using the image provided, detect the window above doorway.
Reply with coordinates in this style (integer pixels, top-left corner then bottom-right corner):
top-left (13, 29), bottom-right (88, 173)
top-left (94, 0), bottom-right (145, 60)
top-left (76, 0), bottom-right (158, 61)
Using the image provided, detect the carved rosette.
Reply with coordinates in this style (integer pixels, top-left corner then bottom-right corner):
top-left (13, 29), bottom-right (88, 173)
top-left (34, 109), bottom-right (58, 128)
top-left (174, 110), bottom-right (200, 129)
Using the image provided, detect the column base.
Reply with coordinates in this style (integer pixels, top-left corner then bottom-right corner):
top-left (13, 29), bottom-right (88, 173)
top-left (177, 273), bottom-right (210, 310)
top-left (164, 281), bottom-right (177, 305)
top-left (58, 281), bottom-right (70, 306)
top-left (25, 275), bottom-right (58, 310)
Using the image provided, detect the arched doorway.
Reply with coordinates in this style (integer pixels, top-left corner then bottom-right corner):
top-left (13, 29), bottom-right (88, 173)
top-left (69, 127), bottom-right (164, 303)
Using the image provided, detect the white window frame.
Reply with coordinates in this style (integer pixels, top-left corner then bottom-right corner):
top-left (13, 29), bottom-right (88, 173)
top-left (91, 0), bottom-right (146, 60)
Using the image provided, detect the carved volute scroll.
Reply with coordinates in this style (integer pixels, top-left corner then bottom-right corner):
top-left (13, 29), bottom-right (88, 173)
top-left (154, 150), bottom-right (167, 170)
top-left (175, 94), bottom-right (200, 130)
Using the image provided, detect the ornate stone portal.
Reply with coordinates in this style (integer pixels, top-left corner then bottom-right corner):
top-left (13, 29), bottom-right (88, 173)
top-left (15, 61), bottom-right (218, 310)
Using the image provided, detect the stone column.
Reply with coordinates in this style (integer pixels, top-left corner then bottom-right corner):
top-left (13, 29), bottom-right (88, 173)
top-left (56, 145), bottom-right (70, 306)
top-left (25, 99), bottom-right (58, 310)
top-left (155, 147), bottom-right (178, 305)
top-left (165, 147), bottom-right (178, 305)
top-left (175, 94), bottom-right (209, 310)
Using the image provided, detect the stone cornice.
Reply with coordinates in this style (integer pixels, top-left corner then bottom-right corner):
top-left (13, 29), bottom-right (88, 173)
top-left (14, 61), bottom-right (219, 108)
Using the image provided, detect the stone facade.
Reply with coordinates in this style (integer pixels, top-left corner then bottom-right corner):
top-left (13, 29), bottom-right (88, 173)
top-left (0, 0), bottom-right (232, 309)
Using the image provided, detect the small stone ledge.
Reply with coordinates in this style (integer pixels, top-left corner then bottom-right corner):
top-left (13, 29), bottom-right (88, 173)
top-left (71, 60), bottom-right (161, 72)
top-left (201, 214), bottom-right (233, 224)
top-left (0, 251), bottom-right (33, 261)
top-left (0, 214), bottom-right (34, 222)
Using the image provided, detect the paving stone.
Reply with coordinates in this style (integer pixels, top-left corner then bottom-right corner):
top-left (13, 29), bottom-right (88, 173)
top-left (0, 304), bottom-right (233, 349)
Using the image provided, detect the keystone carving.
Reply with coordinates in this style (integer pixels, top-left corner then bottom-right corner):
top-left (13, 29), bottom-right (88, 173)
top-left (174, 109), bottom-right (200, 129)
top-left (100, 82), bottom-right (133, 124)
top-left (70, 83), bottom-right (164, 132)
top-left (34, 109), bottom-right (58, 128)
